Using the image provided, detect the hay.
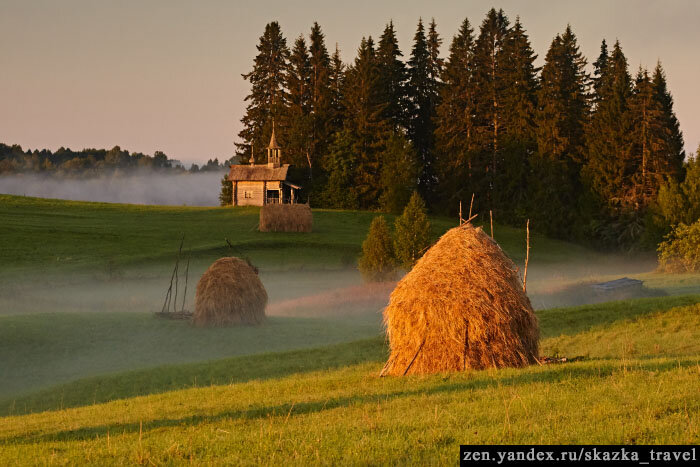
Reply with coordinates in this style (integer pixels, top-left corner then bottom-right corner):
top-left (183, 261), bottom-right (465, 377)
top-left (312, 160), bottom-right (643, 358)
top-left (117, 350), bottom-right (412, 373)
top-left (259, 204), bottom-right (312, 232)
top-left (193, 257), bottom-right (267, 326)
top-left (381, 223), bottom-right (539, 376)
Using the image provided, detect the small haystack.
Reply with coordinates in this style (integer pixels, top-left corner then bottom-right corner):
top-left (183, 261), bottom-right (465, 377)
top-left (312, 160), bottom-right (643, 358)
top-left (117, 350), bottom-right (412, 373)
top-left (259, 204), bottom-right (312, 232)
top-left (194, 257), bottom-right (267, 326)
top-left (382, 223), bottom-right (539, 376)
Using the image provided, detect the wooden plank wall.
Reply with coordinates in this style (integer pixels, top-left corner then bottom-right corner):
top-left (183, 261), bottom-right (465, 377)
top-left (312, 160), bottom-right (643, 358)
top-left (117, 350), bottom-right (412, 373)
top-left (237, 181), bottom-right (265, 206)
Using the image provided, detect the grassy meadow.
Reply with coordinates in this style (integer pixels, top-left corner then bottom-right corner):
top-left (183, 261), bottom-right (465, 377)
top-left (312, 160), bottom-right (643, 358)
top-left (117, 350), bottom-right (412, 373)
top-left (0, 296), bottom-right (699, 463)
top-left (1, 194), bottom-right (699, 462)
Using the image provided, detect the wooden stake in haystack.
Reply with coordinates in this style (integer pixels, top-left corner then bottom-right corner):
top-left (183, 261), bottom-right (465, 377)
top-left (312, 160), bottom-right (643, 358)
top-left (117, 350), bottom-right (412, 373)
top-left (381, 222), bottom-right (539, 376)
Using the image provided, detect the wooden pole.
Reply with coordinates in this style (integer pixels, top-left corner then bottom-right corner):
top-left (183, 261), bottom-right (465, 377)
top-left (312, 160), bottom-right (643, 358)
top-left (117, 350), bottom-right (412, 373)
top-left (490, 210), bottom-right (494, 238)
top-left (173, 235), bottom-right (184, 313)
top-left (459, 201), bottom-right (463, 225)
top-left (462, 319), bottom-right (469, 371)
top-left (469, 193), bottom-right (474, 218)
top-left (403, 337), bottom-right (427, 376)
top-left (181, 253), bottom-right (190, 312)
top-left (523, 219), bottom-right (530, 292)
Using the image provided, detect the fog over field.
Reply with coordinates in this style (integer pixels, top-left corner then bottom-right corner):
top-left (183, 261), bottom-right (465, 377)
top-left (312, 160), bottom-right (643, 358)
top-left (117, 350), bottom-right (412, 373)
top-left (0, 171), bottom-right (227, 206)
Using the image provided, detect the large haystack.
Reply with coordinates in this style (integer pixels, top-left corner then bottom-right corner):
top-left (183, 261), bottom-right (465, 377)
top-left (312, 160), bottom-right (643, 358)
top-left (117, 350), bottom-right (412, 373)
top-left (259, 204), bottom-right (313, 232)
top-left (194, 257), bottom-right (267, 326)
top-left (382, 223), bottom-right (539, 376)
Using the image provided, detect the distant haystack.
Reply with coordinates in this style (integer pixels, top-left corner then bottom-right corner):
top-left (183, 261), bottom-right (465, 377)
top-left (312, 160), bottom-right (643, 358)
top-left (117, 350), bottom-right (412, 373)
top-left (259, 204), bottom-right (312, 233)
top-left (194, 257), bottom-right (267, 326)
top-left (381, 223), bottom-right (539, 376)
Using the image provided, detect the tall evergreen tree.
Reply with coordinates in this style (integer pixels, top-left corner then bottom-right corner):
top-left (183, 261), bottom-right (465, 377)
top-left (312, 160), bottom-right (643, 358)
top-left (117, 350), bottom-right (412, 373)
top-left (591, 39), bottom-right (609, 107)
top-left (652, 62), bottom-right (685, 174)
top-left (285, 35), bottom-right (313, 169)
top-left (236, 22), bottom-right (290, 163)
top-left (376, 21), bottom-right (408, 131)
top-left (434, 17), bottom-right (477, 212)
top-left (471, 8), bottom-right (509, 202)
top-left (495, 16), bottom-right (538, 216)
top-left (427, 19), bottom-right (444, 92)
top-left (629, 67), bottom-right (667, 206)
top-left (532, 26), bottom-right (589, 236)
top-left (328, 44), bottom-right (346, 132)
top-left (407, 18), bottom-right (442, 200)
top-left (584, 40), bottom-right (634, 211)
top-left (308, 23), bottom-right (333, 174)
top-left (340, 37), bottom-right (388, 207)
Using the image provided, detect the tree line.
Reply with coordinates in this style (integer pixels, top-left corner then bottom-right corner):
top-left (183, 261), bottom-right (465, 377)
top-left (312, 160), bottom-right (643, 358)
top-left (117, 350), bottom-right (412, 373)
top-left (235, 8), bottom-right (688, 249)
top-left (0, 143), bottom-right (228, 176)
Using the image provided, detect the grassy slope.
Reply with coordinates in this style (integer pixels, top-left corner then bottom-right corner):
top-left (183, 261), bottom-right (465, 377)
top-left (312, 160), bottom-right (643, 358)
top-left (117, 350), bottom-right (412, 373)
top-left (2, 195), bottom-right (700, 461)
top-left (1, 296), bottom-right (699, 463)
top-left (0, 312), bottom-right (381, 398)
top-left (0, 295), bottom-right (700, 414)
top-left (0, 194), bottom-right (588, 275)
top-left (0, 194), bottom-right (610, 398)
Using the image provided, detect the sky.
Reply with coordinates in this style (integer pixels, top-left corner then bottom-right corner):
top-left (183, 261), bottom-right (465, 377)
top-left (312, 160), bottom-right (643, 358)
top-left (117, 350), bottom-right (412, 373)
top-left (1, 0), bottom-right (698, 165)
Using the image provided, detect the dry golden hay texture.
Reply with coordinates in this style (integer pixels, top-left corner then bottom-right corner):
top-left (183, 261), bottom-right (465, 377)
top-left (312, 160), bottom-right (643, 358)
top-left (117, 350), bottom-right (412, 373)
top-left (382, 223), bottom-right (539, 376)
top-left (259, 204), bottom-right (313, 232)
top-left (194, 257), bottom-right (267, 326)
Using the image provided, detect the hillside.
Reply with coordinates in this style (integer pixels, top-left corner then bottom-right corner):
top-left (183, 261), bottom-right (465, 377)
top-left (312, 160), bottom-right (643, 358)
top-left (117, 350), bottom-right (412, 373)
top-left (1, 196), bottom-right (699, 396)
top-left (1, 295), bottom-right (699, 463)
top-left (0, 194), bottom-right (591, 275)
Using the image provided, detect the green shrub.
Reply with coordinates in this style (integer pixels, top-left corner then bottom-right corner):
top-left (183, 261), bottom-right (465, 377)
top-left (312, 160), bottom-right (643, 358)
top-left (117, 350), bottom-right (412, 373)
top-left (394, 191), bottom-right (431, 270)
top-left (658, 220), bottom-right (700, 272)
top-left (358, 216), bottom-right (397, 282)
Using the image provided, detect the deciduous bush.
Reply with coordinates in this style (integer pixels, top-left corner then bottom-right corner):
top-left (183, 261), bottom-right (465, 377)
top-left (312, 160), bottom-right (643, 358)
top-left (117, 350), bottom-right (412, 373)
top-left (658, 220), bottom-right (700, 272)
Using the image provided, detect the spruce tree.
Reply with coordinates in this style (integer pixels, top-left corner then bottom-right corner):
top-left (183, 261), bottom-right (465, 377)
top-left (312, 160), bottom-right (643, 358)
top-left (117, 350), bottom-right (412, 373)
top-left (308, 23), bottom-right (333, 174)
top-left (219, 175), bottom-right (232, 206)
top-left (471, 8), bottom-right (509, 203)
top-left (358, 216), bottom-right (397, 282)
top-left (584, 40), bottom-right (634, 211)
top-left (434, 17), bottom-right (477, 212)
top-left (427, 19), bottom-right (444, 94)
top-left (629, 67), bottom-right (667, 206)
top-left (495, 16), bottom-right (538, 217)
top-left (376, 21), bottom-right (408, 131)
top-left (532, 26), bottom-right (589, 237)
top-left (236, 22), bottom-right (290, 162)
top-left (591, 39), bottom-right (609, 107)
top-left (652, 62), bottom-right (685, 175)
top-left (407, 18), bottom-right (442, 201)
top-left (342, 37), bottom-right (388, 208)
top-left (328, 44), bottom-right (346, 132)
top-left (394, 191), bottom-right (431, 269)
top-left (285, 35), bottom-right (313, 169)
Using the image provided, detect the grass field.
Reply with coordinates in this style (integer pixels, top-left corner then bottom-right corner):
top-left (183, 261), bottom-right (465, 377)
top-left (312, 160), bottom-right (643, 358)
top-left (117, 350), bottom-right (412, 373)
top-left (1, 194), bottom-right (700, 462)
top-left (0, 194), bottom-right (596, 275)
top-left (0, 295), bottom-right (698, 463)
